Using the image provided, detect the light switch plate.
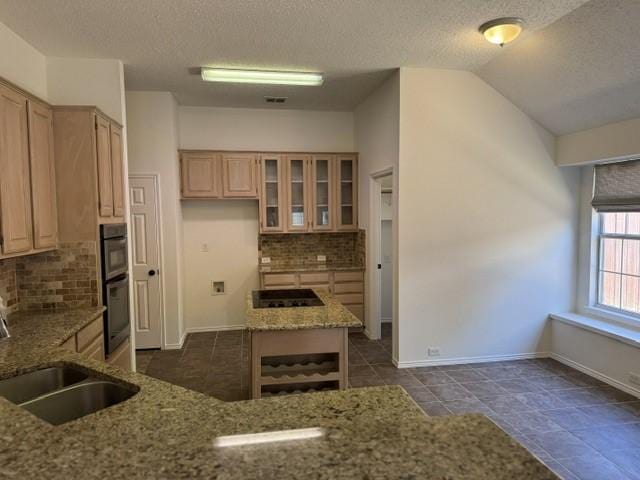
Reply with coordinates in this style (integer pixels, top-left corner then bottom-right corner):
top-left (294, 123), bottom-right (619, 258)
top-left (317, 255), bottom-right (327, 262)
top-left (261, 257), bottom-right (271, 264)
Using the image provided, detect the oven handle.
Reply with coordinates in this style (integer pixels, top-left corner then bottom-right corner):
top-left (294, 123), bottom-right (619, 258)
top-left (107, 275), bottom-right (129, 289)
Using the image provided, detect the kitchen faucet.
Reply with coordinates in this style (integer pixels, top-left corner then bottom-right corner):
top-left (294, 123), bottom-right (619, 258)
top-left (0, 296), bottom-right (10, 340)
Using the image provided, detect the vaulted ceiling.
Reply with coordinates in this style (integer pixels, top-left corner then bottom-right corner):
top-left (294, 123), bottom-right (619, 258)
top-left (1, 0), bottom-right (638, 135)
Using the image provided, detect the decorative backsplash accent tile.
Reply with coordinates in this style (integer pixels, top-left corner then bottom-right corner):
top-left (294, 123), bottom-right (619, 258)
top-left (259, 231), bottom-right (366, 267)
top-left (0, 258), bottom-right (18, 314)
top-left (13, 241), bottom-right (99, 311)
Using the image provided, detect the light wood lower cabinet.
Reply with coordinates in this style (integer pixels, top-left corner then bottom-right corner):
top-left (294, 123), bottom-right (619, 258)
top-left (58, 316), bottom-right (131, 370)
top-left (107, 338), bottom-right (131, 370)
top-left (260, 270), bottom-right (365, 323)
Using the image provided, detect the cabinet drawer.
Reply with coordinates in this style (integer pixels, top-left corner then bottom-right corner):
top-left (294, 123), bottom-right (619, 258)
top-left (334, 293), bottom-right (364, 305)
top-left (333, 282), bottom-right (363, 294)
top-left (334, 271), bottom-right (364, 283)
top-left (76, 316), bottom-right (103, 352)
top-left (346, 305), bottom-right (364, 322)
top-left (299, 272), bottom-right (330, 284)
top-left (60, 335), bottom-right (76, 352)
top-left (79, 333), bottom-right (104, 361)
top-left (263, 273), bottom-right (298, 287)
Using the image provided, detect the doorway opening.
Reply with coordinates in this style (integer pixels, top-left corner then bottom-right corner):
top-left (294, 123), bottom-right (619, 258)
top-left (368, 168), bottom-right (396, 363)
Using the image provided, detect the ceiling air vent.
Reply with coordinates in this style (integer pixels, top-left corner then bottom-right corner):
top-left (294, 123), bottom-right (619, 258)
top-left (264, 96), bottom-right (287, 104)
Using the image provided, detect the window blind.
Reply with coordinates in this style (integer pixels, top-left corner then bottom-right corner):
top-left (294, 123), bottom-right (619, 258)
top-left (592, 159), bottom-right (640, 212)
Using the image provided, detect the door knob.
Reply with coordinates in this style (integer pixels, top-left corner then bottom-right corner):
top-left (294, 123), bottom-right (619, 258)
top-left (148, 269), bottom-right (157, 277)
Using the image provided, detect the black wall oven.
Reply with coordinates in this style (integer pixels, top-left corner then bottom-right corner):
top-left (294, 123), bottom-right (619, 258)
top-left (100, 224), bottom-right (130, 356)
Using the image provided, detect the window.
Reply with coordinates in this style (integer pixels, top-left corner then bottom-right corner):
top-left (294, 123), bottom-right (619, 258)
top-left (597, 212), bottom-right (640, 316)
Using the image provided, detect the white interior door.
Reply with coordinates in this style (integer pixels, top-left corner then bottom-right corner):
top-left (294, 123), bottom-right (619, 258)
top-left (129, 175), bottom-right (163, 349)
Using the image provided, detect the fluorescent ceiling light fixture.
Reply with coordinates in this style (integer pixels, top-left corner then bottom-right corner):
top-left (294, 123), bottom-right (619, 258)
top-left (479, 17), bottom-right (524, 46)
top-left (201, 68), bottom-right (324, 86)
top-left (213, 427), bottom-right (325, 448)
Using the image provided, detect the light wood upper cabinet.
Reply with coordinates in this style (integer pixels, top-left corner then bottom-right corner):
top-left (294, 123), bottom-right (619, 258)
top-left (222, 153), bottom-right (258, 198)
top-left (311, 155), bottom-right (335, 231)
top-left (284, 154), bottom-right (311, 232)
top-left (95, 114), bottom-right (114, 218)
top-left (336, 155), bottom-right (358, 231)
top-left (0, 85), bottom-right (33, 255)
top-left (259, 154), bottom-right (285, 232)
top-left (110, 123), bottom-right (125, 218)
top-left (27, 101), bottom-right (58, 250)
top-left (181, 152), bottom-right (221, 198)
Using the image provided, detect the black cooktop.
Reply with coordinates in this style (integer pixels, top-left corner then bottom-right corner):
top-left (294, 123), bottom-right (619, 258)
top-left (252, 289), bottom-right (324, 309)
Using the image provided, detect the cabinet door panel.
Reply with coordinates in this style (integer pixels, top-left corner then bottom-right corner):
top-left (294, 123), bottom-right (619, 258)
top-left (311, 155), bottom-right (334, 231)
top-left (222, 153), bottom-right (257, 198)
top-left (284, 154), bottom-right (311, 232)
top-left (259, 155), bottom-right (285, 232)
top-left (0, 85), bottom-right (33, 255)
top-left (28, 101), bottom-right (58, 250)
top-left (95, 114), bottom-right (114, 217)
top-left (181, 152), bottom-right (220, 198)
top-left (335, 155), bottom-right (358, 231)
top-left (110, 123), bottom-right (125, 217)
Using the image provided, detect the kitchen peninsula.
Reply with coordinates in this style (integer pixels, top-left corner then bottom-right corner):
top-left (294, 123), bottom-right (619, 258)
top-left (247, 288), bottom-right (362, 399)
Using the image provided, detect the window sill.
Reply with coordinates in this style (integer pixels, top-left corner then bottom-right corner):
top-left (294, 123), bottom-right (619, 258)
top-left (550, 312), bottom-right (640, 349)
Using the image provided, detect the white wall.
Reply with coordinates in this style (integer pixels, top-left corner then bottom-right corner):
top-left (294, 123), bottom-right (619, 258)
top-left (182, 201), bottom-right (259, 330)
top-left (354, 73), bottom-right (400, 349)
top-left (47, 57), bottom-right (126, 123)
top-left (179, 106), bottom-right (355, 332)
top-left (381, 220), bottom-right (393, 322)
top-left (0, 21), bottom-right (47, 99)
top-left (126, 91), bottom-right (184, 348)
top-left (557, 117), bottom-right (640, 166)
top-left (179, 106), bottom-right (354, 151)
top-left (396, 68), bottom-right (580, 366)
top-left (552, 321), bottom-right (640, 396)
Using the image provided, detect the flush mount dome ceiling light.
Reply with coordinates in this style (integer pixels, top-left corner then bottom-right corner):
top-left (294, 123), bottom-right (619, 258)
top-left (201, 68), bottom-right (324, 86)
top-left (479, 17), bottom-right (524, 46)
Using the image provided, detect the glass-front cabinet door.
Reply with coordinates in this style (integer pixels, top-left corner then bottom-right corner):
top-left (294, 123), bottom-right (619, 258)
top-left (259, 154), bottom-right (284, 232)
top-left (311, 155), bottom-right (334, 231)
top-left (336, 155), bottom-right (358, 230)
top-left (284, 155), bottom-right (310, 232)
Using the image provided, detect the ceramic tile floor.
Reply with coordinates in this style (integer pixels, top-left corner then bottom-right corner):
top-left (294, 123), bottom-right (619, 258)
top-left (137, 325), bottom-right (640, 480)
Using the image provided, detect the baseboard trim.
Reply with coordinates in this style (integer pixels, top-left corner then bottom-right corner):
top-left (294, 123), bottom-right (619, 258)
top-left (550, 352), bottom-right (640, 398)
top-left (186, 325), bottom-right (246, 333)
top-left (164, 331), bottom-right (187, 350)
top-left (396, 352), bottom-right (549, 369)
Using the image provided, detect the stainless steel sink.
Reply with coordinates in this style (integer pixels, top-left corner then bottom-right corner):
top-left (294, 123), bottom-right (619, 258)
top-left (0, 365), bottom-right (138, 425)
top-left (20, 381), bottom-right (137, 425)
top-left (0, 366), bottom-right (88, 404)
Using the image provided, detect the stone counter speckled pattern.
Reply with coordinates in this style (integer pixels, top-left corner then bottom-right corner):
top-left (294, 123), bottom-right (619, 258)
top-left (0, 309), bottom-right (557, 479)
top-left (246, 289), bottom-right (363, 331)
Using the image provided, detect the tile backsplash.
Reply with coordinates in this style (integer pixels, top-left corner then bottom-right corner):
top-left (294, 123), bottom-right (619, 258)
top-left (0, 258), bottom-right (18, 314)
top-left (259, 231), bottom-right (366, 267)
top-left (0, 241), bottom-right (99, 313)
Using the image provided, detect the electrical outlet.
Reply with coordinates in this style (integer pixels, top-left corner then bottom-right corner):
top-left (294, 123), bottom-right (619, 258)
top-left (261, 257), bottom-right (271, 264)
top-left (201, 243), bottom-right (209, 253)
top-left (211, 281), bottom-right (225, 295)
top-left (317, 255), bottom-right (326, 262)
top-left (427, 347), bottom-right (441, 357)
top-left (629, 372), bottom-right (640, 387)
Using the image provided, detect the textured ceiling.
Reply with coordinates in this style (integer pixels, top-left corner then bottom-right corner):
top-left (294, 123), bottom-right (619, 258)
top-left (477, 0), bottom-right (640, 135)
top-left (0, 0), bottom-right (586, 111)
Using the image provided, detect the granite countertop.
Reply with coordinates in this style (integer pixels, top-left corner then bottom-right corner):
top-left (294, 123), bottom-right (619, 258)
top-left (0, 309), bottom-right (557, 479)
top-left (259, 263), bottom-right (364, 273)
top-left (246, 289), bottom-right (364, 331)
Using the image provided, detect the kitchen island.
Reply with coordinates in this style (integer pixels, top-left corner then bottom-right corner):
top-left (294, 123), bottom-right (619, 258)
top-left (246, 288), bottom-right (362, 398)
top-left (0, 309), bottom-right (557, 479)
